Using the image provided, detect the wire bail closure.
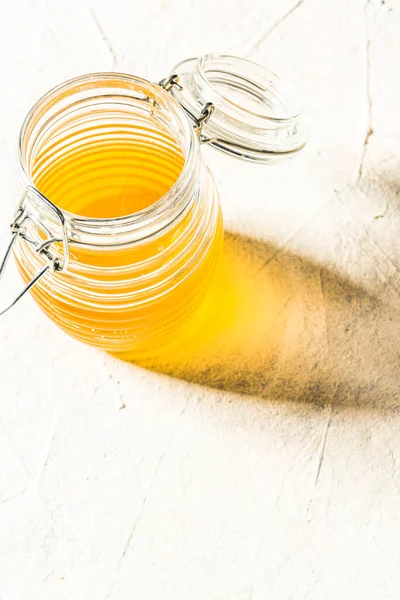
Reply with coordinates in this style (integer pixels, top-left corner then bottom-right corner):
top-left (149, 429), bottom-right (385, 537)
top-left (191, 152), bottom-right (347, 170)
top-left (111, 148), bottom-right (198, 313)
top-left (0, 186), bottom-right (69, 317)
top-left (158, 74), bottom-right (214, 141)
top-left (161, 55), bottom-right (308, 163)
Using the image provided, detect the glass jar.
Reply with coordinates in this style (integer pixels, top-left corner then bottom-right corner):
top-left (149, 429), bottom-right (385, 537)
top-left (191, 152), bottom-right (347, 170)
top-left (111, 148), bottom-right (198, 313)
top-left (0, 54), bottom-right (306, 361)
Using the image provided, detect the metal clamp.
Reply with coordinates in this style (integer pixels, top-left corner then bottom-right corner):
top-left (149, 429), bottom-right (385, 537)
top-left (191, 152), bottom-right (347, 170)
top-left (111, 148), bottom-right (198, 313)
top-left (158, 74), bottom-right (215, 136)
top-left (158, 74), bottom-right (183, 93)
top-left (0, 186), bottom-right (69, 317)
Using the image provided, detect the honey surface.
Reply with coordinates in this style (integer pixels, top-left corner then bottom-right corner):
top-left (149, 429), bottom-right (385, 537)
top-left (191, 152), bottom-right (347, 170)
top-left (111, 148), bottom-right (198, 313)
top-left (33, 124), bottom-right (185, 218)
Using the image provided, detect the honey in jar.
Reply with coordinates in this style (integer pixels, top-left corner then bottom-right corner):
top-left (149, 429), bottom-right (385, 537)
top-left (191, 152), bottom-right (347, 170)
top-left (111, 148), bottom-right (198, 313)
top-left (1, 55), bottom-right (306, 359)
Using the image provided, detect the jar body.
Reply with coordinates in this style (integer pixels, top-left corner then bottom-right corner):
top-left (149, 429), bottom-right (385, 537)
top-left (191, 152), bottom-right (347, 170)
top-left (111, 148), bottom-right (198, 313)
top-left (14, 165), bottom-right (222, 360)
top-left (13, 74), bottom-right (223, 360)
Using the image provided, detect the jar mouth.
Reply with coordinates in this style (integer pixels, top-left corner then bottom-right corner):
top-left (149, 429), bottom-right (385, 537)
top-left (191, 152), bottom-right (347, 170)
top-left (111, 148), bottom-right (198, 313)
top-left (197, 54), bottom-right (302, 123)
top-left (17, 72), bottom-right (199, 245)
top-left (169, 53), bottom-right (307, 162)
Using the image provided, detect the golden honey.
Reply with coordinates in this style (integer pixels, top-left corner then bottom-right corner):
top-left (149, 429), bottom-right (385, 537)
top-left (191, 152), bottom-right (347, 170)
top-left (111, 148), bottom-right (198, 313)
top-left (33, 124), bottom-right (185, 219)
top-left (14, 74), bottom-right (223, 359)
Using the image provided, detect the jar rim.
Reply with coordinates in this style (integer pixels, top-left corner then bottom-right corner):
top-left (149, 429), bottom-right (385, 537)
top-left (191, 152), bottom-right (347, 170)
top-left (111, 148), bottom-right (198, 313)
top-left (17, 72), bottom-right (199, 245)
top-left (169, 53), bottom-right (307, 163)
top-left (197, 54), bottom-right (302, 122)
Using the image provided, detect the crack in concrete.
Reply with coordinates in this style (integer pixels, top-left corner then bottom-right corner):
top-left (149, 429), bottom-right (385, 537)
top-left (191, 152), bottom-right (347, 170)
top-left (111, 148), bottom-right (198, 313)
top-left (304, 403), bottom-right (332, 519)
top-left (338, 191), bottom-right (400, 279)
top-left (39, 429), bottom-right (58, 478)
top-left (256, 189), bottom-right (340, 277)
top-left (0, 487), bottom-right (28, 506)
top-left (90, 8), bottom-right (117, 69)
top-left (102, 452), bottom-right (165, 600)
top-left (373, 202), bottom-right (389, 220)
top-left (358, 1), bottom-right (374, 183)
top-left (244, 0), bottom-right (305, 57)
top-left (267, 0), bottom-right (305, 37)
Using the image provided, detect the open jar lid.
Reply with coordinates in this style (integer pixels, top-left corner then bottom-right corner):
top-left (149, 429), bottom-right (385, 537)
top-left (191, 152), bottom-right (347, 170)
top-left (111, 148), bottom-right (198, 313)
top-left (165, 54), bottom-right (307, 163)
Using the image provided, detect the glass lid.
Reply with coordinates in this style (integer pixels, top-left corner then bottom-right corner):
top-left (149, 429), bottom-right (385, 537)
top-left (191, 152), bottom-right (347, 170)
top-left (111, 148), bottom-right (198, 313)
top-left (167, 54), bottom-right (307, 163)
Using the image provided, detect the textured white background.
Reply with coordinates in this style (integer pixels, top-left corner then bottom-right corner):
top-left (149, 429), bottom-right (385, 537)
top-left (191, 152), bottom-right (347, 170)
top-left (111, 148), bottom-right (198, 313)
top-left (1, 0), bottom-right (400, 598)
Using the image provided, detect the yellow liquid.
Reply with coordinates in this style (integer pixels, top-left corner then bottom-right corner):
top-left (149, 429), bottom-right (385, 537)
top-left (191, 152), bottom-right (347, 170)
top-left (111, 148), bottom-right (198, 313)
top-left (22, 118), bottom-right (223, 359)
top-left (33, 124), bottom-right (185, 218)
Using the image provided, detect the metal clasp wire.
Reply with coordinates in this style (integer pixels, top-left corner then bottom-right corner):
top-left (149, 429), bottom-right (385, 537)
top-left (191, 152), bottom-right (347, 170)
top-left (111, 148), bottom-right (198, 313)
top-left (0, 186), bottom-right (69, 317)
top-left (158, 74), bottom-right (215, 139)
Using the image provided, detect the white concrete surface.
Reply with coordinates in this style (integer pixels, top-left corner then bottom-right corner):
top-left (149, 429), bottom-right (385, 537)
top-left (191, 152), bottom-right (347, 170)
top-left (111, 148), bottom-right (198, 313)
top-left (1, 0), bottom-right (400, 598)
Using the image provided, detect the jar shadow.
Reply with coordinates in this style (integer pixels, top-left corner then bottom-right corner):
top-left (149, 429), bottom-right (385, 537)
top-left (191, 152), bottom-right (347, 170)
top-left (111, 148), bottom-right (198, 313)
top-left (133, 231), bottom-right (399, 411)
